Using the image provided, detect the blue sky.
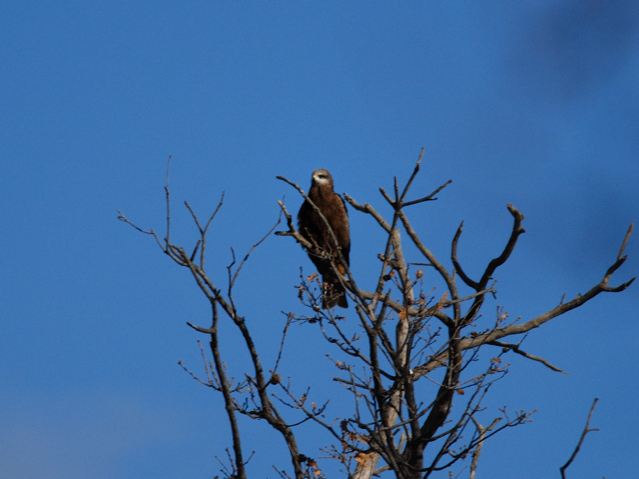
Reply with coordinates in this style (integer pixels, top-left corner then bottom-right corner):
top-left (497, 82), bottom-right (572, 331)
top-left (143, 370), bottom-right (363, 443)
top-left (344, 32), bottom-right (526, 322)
top-left (1, 1), bottom-right (638, 478)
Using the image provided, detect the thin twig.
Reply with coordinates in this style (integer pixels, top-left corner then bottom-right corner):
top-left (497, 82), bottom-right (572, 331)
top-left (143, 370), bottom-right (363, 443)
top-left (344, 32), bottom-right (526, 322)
top-left (403, 179), bottom-right (453, 207)
top-left (164, 155), bottom-right (172, 245)
top-left (230, 210), bottom-right (282, 289)
top-left (560, 398), bottom-right (600, 479)
top-left (117, 211), bottom-right (165, 251)
top-left (488, 340), bottom-right (567, 374)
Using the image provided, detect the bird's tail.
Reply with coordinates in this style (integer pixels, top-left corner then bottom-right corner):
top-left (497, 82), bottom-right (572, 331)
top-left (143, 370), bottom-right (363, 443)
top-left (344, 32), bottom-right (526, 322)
top-left (322, 279), bottom-right (348, 309)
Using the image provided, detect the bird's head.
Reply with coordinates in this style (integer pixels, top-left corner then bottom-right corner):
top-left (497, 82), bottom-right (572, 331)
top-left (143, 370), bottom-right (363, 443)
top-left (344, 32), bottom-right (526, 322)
top-left (311, 169), bottom-right (333, 188)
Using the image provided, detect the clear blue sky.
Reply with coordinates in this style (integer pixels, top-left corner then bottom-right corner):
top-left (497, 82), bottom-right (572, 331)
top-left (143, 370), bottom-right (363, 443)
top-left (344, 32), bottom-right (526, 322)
top-left (1, 1), bottom-right (638, 478)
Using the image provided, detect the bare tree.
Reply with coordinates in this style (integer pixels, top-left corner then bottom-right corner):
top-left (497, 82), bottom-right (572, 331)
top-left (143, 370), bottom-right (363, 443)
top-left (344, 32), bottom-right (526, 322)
top-left (119, 151), bottom-right (634, 479)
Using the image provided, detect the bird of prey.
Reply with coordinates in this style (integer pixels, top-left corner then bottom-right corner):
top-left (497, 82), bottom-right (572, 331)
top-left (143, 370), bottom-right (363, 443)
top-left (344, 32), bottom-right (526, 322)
top-left (297, 169), bottom-right (350, 309)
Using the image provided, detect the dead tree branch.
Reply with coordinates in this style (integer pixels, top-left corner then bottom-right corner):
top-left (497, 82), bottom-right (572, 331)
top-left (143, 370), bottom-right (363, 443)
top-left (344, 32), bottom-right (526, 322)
top-left (121, 152), bottom-right (632, 479)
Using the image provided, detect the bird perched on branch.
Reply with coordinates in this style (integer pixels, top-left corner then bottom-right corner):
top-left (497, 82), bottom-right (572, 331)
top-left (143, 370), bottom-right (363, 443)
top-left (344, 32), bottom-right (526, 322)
top-left (298, 169), bottom-right (350, 309)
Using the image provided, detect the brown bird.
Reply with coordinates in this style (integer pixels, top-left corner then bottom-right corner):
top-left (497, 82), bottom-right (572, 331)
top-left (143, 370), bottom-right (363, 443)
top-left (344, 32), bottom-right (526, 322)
top-left (297, 169), bottom-right (350, 309)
